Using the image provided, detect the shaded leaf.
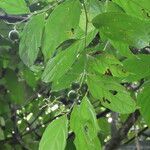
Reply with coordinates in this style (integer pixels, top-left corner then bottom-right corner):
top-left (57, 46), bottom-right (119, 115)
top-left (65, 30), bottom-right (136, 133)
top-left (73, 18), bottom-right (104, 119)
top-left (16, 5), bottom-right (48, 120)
top-left (137, 81), bottom-right (150, 126)
top-left (22, 67), bottom-right (38, 88)
top-left (19, 14), bottom-right (45, 67)
top-left (0, 128), bottom-right (4, 140)
top-left (5, 70), bottom-right (26, 104)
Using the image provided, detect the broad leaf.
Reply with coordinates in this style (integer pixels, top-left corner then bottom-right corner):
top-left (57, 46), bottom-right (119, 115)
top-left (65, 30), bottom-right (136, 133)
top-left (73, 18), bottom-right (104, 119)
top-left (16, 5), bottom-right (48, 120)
top-left (0, 21), bottom-right (12, 38)
top-left (113, 0), bottom-right (150, 19)
top-left (0, 0), bottom-right (29, 14)
top-left (79, 0), bottom-right (104, 33)
top-left (92, 12), bottom-right (150, 48)
top-left (87, 53), bottom-right (128, 77)
top-left (137, 81), bottom-right (150, 126)
top-left (110, 40), bottom-right (134, 58)
top-left (42, 41), bottom-right (81, 83)
top-left (104, 1), bottom-right (124, 13)
top-left (52, 54), bottom-right (86, 91)
top-left (39, 115), bottom-right (68, 150)
top-left (22, 67), bottom-right (38, 88)
top-left (87, 75), bottom-right (136, 113)
top-left (123, 55), bottom-right (150, 81)
top-left (70, 97), bottom-right (101, 150)
top-left (0, 128), bottom-right (4, 140)
top-left (42, 30), bottom-right (97, 83)
top-left (5, 70), bottom-right (26, 104)
top-left (42, 0), bottom-right (81, 60)
top-left (19, 14), bottom-right (45, 67)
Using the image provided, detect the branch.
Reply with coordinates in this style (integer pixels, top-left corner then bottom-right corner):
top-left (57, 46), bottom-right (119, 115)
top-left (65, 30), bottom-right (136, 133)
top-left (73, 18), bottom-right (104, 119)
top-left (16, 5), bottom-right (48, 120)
top-left (22, 113), bottom-right (63, 137)
top-left (111, 112), bottom-right (118, 137)
top-left (0, 14), bottom-right (28, 23)
top-left (105, 110), bottom-right (140, 150)
top-left (21, 107), bottom-right (46, 135)
top-left (124, 126), bottom-right (148, 145)
top-left (10, 105), bottom-right (28, 150)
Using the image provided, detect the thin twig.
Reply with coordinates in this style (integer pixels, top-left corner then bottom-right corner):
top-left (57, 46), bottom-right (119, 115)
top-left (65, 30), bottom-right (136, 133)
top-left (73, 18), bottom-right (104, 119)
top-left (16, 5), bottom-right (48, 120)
top-left (124, 127), bottom-right (148, 145)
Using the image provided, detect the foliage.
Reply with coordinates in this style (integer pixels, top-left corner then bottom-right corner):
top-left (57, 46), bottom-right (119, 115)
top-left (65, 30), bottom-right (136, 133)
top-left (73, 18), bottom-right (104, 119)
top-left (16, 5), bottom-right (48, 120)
top-left (0, 0), bottom-right (150, 150)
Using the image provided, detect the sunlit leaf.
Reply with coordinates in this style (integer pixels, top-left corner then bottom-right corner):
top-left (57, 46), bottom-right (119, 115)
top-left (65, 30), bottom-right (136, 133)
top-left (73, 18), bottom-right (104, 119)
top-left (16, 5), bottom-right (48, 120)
top-left (87, 74), bottom-right (136, 113)
top-left (42, 0), bottom-right (81, 60)
top-left (88, 53), bottom-right (128, 77)
top-left (70, 97), bottom-right (101, 150)
top-left (93, 12), bottom-right (150, 48)
top-left (42, 30), bottom-right (97, 83)
top-left (39, 115), bottom-right (68, 150)
top-left (113, 0), bottom-right (150, 19)
top-left (0, 0), bottom-right (29, 14)
top-left (123, 55), bottom-right (150, 81)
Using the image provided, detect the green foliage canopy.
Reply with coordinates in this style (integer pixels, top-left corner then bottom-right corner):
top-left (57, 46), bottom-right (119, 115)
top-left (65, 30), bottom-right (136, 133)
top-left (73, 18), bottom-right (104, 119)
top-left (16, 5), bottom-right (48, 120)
top-left (0, 0), bottom-right (150, 149)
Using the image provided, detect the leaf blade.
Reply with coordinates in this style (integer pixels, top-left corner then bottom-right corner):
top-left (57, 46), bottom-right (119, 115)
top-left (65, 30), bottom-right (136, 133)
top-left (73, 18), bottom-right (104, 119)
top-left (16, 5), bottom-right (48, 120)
top-left (39, 115), bottom-right (68, 150)
top-left (87, 75), bottom-right (136, 113)
top-left (42, 0), bottom-right (81, 60)
top-left (19, 14), bottom-right (45, 67)
top-left (0, 0), bottom-right (29, 14)
top-left (92, 12), bottom-right (150, 48)
top-left (70, 97), bottom-right (101, 150)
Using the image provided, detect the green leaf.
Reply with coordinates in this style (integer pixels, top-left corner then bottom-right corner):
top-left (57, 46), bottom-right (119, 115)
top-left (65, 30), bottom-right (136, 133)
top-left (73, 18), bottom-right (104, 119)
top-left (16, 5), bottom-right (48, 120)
top-left (22, 67), bottom-right (38, 88)
top-left (70, 97), bottom-right (101, 150)
top-left (42, 29), bottom-right (97, 83)
top-left (110, 40), bottom-right (134, 58)
top-left (39, 115), bottom-right (68, 150)
top-left (0, 0), bottom-right (29, 14)
top-left (123, 55), bottom-right (150, 81)
top-left (42, 41), bottom-right (81, 83)
top-left (79, 0), bottom-right (104, 33)
top-left (0, 128), bottom-right (4, 140)
top-left (52, 54), bottom-right (86, 91)
top-left (87, 75), bottom-right (136, 113)
top-left (113, 0), bottom-right (150, 19)
top-left (42, 0), bottom-right (81, 60)
top-left (88, 53), bottom-right (122, 72)
top-left (5, 70), bottom-right (26, 104)
top-left (97, 118), bottom-right (111, 144)
top-left (19, 14), bottom-right (45, 67)
top-left (104, 1), bottom-right (124, 13)
top-left (87, 53), bottom-right (128, 78)
top-left (92, 12), bottom-right (150, 48)
top-left (0, 21), bottom-right (12, 38)
top-left (137, 81), bottom-right (150, 126)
